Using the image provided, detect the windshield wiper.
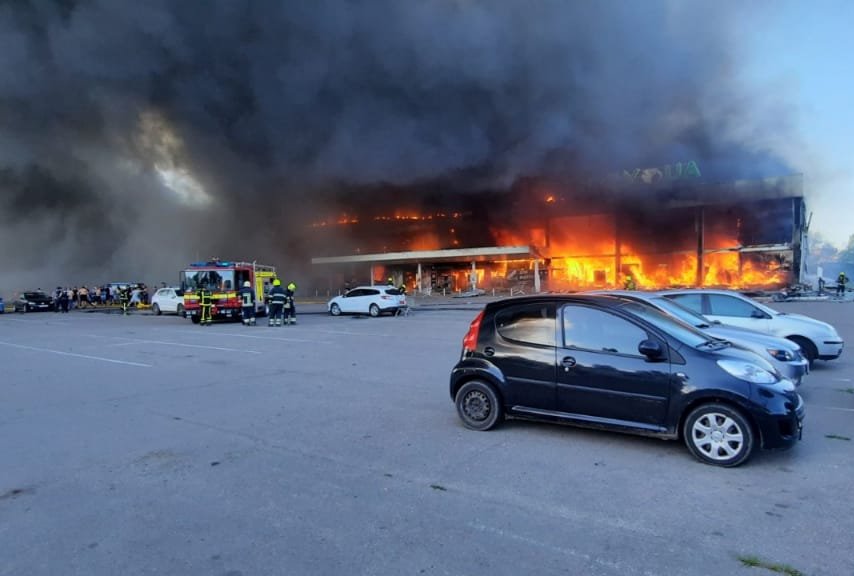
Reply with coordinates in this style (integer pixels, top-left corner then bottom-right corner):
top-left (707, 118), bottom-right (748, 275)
top-left (697, 339), bottom-right (731, 349)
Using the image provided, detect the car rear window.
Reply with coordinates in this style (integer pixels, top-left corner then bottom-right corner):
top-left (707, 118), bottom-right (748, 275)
top-left (495, 303), bottom-right (556, 347)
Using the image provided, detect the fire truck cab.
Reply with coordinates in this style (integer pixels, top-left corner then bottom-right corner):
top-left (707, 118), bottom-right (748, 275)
top-left (181, 260), bottom-right (277, 324)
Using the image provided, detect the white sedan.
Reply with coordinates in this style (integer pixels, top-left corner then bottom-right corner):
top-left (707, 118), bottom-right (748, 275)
top-left (327, 286), bottom-right (406, 317)
top-left (151, 287), bottom-right (185, 316)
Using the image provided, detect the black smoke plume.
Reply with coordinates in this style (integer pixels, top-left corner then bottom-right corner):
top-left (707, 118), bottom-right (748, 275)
top-left (0, 0), bottom-right (796, 293)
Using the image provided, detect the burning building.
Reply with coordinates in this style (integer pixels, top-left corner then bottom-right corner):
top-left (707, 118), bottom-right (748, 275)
top-left (309, 167), bottom-right (806, 295)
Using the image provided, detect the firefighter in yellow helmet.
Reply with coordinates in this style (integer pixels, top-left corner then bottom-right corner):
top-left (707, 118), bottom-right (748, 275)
top-left (199, 285), bottom-right (213, 326)
top-left (837, 272), bottom-right (848, 298)
top-left (268, 278), bottom-right (285, 326)
top-left (284, 282), bottom-right (297, 325)
top-left (239, 280), bottom-right (256, 326)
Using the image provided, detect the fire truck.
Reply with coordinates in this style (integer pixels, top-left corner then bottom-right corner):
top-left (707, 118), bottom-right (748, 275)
top-left (181, 260), bottom-right (277, 323)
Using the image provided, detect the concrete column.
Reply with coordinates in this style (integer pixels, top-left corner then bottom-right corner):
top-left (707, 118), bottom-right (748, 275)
top-left (534, 259), bottom-right (541, 293)
top-left (416, 262), bottom-right (422, 294)
top-left (470, 261), bottom-right (477, 291)
top-left (695, 207), bottom-right (705, 287)
top-left (370, 264), bottom-right (375, 286)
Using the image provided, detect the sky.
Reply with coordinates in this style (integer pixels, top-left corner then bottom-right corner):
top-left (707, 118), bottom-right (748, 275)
top-left (744, 0), bottom-right (854, 248)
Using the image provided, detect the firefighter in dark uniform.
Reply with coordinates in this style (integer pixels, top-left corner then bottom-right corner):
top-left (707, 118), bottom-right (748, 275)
top-left (268, 279), bottom-right (286, 326)
top-left (284, 282), bottom-right (297, 325)
top-left (239, 280), bottom-right (256, 326)
top-left (119, 285), bottom-right (131, 315)
top-left (199, 286), bottom-right (213, 325)
top-left (837, 272), bottom-right (848, 297)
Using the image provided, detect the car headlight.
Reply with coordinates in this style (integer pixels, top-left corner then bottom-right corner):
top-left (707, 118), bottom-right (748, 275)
top-left (717, 360), bottom-right (778, 384)
top-left (767, 348), bottom-right (795, 362)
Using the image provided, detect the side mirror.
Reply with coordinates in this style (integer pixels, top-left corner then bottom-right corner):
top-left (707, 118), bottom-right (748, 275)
top-left (638, 339), bottom-right (664, 360)
top-left (750, 309), bottom-right (767, 319)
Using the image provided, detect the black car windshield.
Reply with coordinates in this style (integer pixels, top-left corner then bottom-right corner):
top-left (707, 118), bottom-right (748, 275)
top-left (618, 301), bottom-right (711, 347)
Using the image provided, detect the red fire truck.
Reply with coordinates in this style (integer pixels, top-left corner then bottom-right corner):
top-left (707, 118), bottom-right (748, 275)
top-left (181, 260), bottom-right (277, 323)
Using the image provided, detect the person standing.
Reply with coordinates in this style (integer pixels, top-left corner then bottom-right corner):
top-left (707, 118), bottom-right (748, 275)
top-left (284, 282), bottom-right (297, 325)
top-left (119, 285), bottom-right (131, 315)
top-left (239, 280), bottom-right (256, 326)
top-left (59, 288), bottom-right (70, 313)
top-left (837, 272), bottom-right (848, 298)
top-left (199, 286), bottom-right (213, 326)
top-left (268, 279), bottom-right (286, 327)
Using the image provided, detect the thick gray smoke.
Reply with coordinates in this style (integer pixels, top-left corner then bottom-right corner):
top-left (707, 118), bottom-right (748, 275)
top-left (0, 0), bottom-right (794, 294)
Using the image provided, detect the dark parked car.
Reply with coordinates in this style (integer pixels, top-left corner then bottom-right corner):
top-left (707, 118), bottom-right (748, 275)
top-left (450, 295), bottom-right (804, 467)
top-left (14, 291), bottom-right (55, 312)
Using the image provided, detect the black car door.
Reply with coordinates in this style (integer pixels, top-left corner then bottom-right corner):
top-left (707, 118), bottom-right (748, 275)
top-left (555, 304), bottom-right (672, 430)
top-left (486, 302), bottom-right (557, 412)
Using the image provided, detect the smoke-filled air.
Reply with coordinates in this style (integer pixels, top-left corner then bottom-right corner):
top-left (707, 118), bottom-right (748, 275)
top-left (0, 0), bottom-right (797, 293)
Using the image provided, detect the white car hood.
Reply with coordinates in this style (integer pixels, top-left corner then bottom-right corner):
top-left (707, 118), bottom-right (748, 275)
top-left (705, 325), bottom-right (800, 351)
top-left (775, 313), bottom-right (838, 335)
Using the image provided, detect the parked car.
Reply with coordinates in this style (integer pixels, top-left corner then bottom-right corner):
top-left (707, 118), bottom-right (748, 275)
top-left (589, 291), bottom-right (809, 386)
top-left (659, 289), bottom-right (844, 365)
top-left (14, 291), bottom-right (55, 312)
top-left (450, 294), bottom-right (804, 467)
top-left (327, 286), bottom-right (406, 317)
top-left (150, 287), bottom-right (185, 316)
top-left (0, 296), bottom-right (4, 314)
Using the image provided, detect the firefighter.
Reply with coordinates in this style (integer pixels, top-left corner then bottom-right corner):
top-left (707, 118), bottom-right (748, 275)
top-left (623, 274), bottom-right (637, 291)
top-left (199, 286), bottom-right (213, 325)
top-left (119, 285), bottom-right (131, 315)
top-left (837, 272), bottom-right (848, 297)
top-left (387, 277), bottom-right (394, 287)
top-left (268, 279), bottom-right (286, 326)
top-left (284, 282), bottom-right (297, 325)
top-left (239, 280), bottom-right (256, 326)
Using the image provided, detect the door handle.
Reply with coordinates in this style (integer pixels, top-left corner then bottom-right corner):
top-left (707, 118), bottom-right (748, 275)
top-left (562, 356), bottom-right (576, 371)
top-left (484, 347), bottom-right (495, 357)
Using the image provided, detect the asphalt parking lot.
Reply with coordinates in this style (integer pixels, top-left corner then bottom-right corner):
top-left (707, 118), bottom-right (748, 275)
top-left (1, 300), bottom-right (853, 576)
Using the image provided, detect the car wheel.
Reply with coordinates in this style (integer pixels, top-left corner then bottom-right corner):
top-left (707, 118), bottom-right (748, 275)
top-left (787, 336), bottom-right (817, 367)
top-left (455, 381), bottom-right (503, 431)
top-left (152, 303), bottom-right (161, 316)
top-left (369, 303), bottom-right (380, 317)
top-left (330, 303), bottom-right (341, 316)
top-left (177, 304), bottom-right (184, 317)
top-left (190, 315), bottom-right (201, 324)
top-left (683, 403), bottom-right (754, 467)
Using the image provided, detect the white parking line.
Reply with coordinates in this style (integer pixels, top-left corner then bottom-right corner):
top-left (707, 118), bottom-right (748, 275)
top-left (809, 404), bottom-right (854, 412)
top-left (0, 340), bottom-right (152, 368)
top-left (88, 335), bottom-right (262, 354)
top-left (210, 332), bottom-right (330, 344)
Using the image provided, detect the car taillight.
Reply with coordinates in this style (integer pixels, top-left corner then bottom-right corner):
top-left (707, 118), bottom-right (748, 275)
top-left (462, 310), bottom-right (485, 354)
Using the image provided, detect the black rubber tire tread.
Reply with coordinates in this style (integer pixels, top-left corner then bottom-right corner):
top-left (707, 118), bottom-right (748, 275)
top-left (330, 303), bottom-right (341, 316)
top-left (455, 380), bottom-right (503, 431)
top-left (369, 304), bottom-right (380, 317)
top-left (787, 336), bottom-right (817, 367)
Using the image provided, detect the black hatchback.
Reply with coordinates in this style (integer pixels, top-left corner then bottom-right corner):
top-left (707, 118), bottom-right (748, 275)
top-left (14, 291), bottom-right (55, 312)
top-left (449, 295), bottom-right (804, 467)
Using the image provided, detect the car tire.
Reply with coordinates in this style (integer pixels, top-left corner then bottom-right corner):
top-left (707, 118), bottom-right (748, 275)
top-left (455, 380), bottom-right (503, 431)
top-left (177, 304), bottom-right (184, 317)
top-left (330, 303), bottom-right (341, 316)
top-left (787, 336), bottom-right (817, 367)
top-left (369, 303), bottom-right (380, 317)
top-left (190, 315), bottom-right (201, 324)
top-left (683, 403), bottom-right (754, 467)
top-left (152, 303), bottom-right (161, 316)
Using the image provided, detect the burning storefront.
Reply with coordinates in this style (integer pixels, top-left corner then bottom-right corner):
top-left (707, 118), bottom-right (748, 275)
top-left (308, 170), bottom-right (806, 295)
